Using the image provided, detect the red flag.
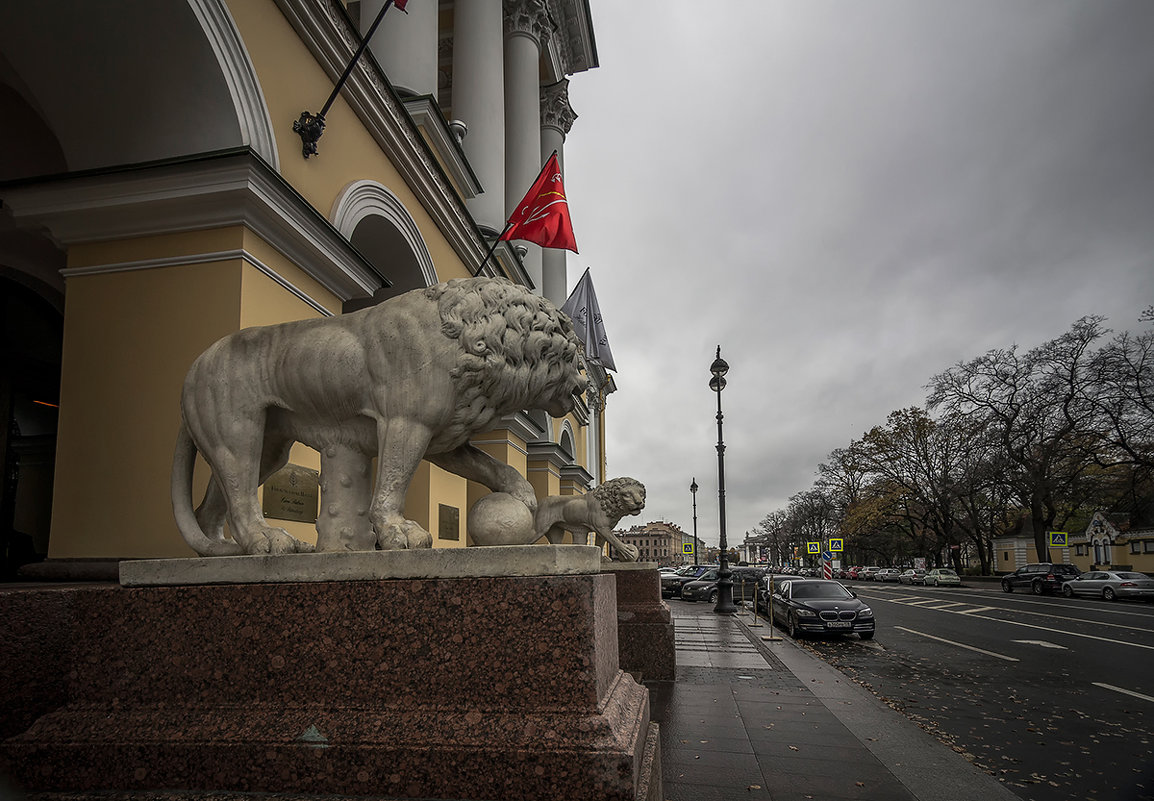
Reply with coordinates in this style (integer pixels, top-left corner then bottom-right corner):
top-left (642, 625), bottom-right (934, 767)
top-left (499, 153), bottom-right (578, 253)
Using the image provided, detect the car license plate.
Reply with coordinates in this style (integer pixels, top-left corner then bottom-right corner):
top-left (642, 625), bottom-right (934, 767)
top-left (826, 621), bottom-right (851, 629)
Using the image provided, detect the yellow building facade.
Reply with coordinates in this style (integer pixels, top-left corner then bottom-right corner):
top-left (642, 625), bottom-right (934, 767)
top-left (0, 0), bottom-right (611, 572)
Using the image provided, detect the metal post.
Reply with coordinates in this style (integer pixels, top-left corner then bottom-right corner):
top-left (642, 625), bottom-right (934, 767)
top-left (690, 478), bottom-right (699, 566)
top-left (710, 346), bottom-right (737, 614)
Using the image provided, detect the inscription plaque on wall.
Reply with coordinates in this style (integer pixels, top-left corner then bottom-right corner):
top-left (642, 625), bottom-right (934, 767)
top-left (439, 504), bottom-right (460, 541)
top-left (262, 464), bottom-right (320, 523)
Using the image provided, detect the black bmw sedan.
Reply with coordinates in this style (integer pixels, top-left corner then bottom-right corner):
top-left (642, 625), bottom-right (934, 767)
top-left (767, 579), bottom-right (875, 640)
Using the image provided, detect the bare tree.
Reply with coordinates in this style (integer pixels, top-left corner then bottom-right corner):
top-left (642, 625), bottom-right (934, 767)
top-left (927, 317), bottom-right (1108, 561)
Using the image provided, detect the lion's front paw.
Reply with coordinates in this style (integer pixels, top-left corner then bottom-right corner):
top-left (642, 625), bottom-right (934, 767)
top-left (377, 520), bottom-right (433, 551)
top-left (249, 527), bottom-right (308, 555)
top-left (507, 483), bottom-right (539, 517)
top-left (617, 543), bottom-right (640, 562)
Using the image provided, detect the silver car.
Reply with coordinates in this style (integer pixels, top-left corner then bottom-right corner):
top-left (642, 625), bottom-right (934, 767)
top-left (1060, 570), bottom-right (1154, 602)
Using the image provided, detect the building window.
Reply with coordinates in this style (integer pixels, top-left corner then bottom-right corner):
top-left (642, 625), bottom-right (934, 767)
top-left (1131, 541), bottom-right (1142, 555)
top-left (1145, 541), bottom-right (1154, 554)
top-left (1002, 551), bottom-right (1009, 561)
top-left (1075, 544), bottom-right (1085, 556)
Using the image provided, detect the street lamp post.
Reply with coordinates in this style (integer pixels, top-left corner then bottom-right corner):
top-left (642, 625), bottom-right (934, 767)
top-left (710, 346), bottom-right (737, 614)
top-left (690, 478), bottom-right (699, 566)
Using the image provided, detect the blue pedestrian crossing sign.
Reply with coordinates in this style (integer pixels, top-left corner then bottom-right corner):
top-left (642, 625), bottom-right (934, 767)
top-left (1048, 531), bottom-right (1068, 547)
top-left (807, 541), bottom-right (821, 554)
top-left (683, 542), bottom-right (695, 555)
top-left (829, 538), bottom-right (844, 552)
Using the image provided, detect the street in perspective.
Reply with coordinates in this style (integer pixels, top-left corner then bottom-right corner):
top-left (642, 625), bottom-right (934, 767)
top-left (662, 574), bottom-right (1153, 801)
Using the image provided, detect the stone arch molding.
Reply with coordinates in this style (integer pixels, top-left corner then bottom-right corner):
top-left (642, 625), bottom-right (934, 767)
top-left (559, 420), bottom-right (577, 459)
top-left (188, 0), bottom-right (279, 170)
top-left (331, 180), bottom-right (438, 286)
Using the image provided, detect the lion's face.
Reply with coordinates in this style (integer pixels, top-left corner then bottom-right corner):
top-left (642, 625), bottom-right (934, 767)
top-left (622, 484), bottom-right (645, 516)
top-left (542, 373), bottom-right (590, 417)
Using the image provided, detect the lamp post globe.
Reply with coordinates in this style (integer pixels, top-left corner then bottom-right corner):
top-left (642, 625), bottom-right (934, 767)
top-left (710, 346), bottom-right (737, 614)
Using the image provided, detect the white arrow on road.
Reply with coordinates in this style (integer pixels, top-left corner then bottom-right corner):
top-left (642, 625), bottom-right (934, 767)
top-left (1012, 640), bottom-right (1069, 650)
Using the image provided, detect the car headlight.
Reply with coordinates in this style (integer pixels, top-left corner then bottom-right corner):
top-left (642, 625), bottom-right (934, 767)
top-left (857, 607), bottom-right (873, 618)
top-left (795, 609), bottom-right (817, 618)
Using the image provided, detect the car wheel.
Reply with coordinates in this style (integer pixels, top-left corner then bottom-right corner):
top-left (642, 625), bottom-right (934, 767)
top-left (1002, 580), bottom-right (1013, 593)
top-left (786, 613), bottom-right (798, 639)
top-left (931, 578), bottom-right (938, 587)
top-left (1103, 587), bottom-right (1116, 602)
top-left (859, 631), bottom-right (874, 640)
top-left (709, 590), bottom-right (719, 604)
top-left (1032, 580), bottom-right (1045, 595)
top-left (1061, 584), bottom-right (1073, 598)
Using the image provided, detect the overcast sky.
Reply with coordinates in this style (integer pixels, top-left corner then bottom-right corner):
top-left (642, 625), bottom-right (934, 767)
top-left (559, 0), bottom-right (1154, 549)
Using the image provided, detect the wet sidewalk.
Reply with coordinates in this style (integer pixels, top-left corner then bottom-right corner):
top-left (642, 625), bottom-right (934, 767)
top-left (647, 601), bottom-right (1020, 801)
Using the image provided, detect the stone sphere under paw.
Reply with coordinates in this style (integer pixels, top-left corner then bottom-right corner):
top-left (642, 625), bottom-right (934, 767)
top-left (468, 492), bottom-right (536, 546)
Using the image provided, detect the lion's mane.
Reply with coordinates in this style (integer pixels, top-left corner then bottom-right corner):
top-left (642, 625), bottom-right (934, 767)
top-left (428, 277), bottom-right (587, 443)
top-left (593, 477), bottom-right (647, 521)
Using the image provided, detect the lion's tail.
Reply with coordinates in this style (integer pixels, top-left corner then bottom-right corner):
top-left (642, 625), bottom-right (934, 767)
top-left (171, 424), bottom-right (245, 557)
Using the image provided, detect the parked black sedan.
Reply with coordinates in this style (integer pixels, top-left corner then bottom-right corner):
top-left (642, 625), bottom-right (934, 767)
top-left (660, 564), bottom-right (715, 598)
top-left (765, 579), bottom-right (875, 640)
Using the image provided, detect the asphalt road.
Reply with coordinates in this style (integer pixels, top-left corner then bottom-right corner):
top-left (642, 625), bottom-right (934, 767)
top-left (780, 579), bottom-right (1154, 801)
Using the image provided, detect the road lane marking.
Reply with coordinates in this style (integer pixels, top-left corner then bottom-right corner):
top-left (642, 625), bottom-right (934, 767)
top-left (926, 602), bottom-right (969, 608)
top-left (1012, 640), bottom-right (1068, 649)
top-left (958, 606), bottom-right (994, 614)
top-left (858, 592), bottom-right (1154, 636)
top-left (1092, 683), bottom-right (1154, 704)
top-left (894, 626), bottom-right (1020, 662)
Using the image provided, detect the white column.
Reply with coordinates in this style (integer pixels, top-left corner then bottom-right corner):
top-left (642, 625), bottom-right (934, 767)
top-left (361, 0), bottom-right (439, 98)
top-left (453, 0), bottom-right (505, 233)
top-left (540, 79), bottom-right (576, 307)
top-left (503, 0), bottom-right (550, 292)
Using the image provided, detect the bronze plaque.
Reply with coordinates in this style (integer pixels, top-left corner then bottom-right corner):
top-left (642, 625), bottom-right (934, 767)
top-left (262, 464), bottom-right (320, 523)
top-left (439, 504), bottom-right (460, 541)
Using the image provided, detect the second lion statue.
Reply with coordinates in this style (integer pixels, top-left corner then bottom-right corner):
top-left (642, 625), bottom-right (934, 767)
top-left (171, 277), bottom-right (588, 557)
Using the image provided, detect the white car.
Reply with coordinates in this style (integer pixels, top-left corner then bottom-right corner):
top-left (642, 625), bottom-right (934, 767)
top-left (925, 568), bottom-right (961, 587)
top-left (875, 568), bottom-right (902, 582)
top-left (899, 568), bottom-right (926, 585)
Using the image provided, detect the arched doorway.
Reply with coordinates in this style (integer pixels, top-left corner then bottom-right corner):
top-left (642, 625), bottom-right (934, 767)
top-left (0, 277), bottom-right (63, 579)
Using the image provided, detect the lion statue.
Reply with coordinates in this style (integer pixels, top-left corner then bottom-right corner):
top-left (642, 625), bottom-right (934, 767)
top-left (171, 277), bottom-right (588, 557)
top-left (535, 477), bottom-right (646, 561)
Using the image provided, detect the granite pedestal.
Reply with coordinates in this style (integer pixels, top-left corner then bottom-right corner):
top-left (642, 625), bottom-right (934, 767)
top-left (1, 547), bottom-right (659, 801)
top-left (602, 563), bottom-right (676, 682)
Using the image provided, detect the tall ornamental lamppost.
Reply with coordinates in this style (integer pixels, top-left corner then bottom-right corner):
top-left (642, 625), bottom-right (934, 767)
top-left (690, 478), bottom-right (699, 566)
top-left (710, 347), bottom-right (737, 614)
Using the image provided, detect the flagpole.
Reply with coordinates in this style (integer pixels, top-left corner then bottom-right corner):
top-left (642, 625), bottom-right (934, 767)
top-left (473, 222), bottom-right (514, 277)
top-left (472, 151), bottom-right (560, 277)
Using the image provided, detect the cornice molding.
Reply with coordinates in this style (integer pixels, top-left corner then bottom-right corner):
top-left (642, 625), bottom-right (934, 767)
top-left (560, 462), bottom-right (593, 490)
top-left (0, 149), bottom-right (379, 301)
top-left (59, 248), bottom-right (334, 316)
top-left (401, 95), bottom-right (482, 199)
top-left (274, 0), bottom-right (488, 272)
top-left (527, 440), bottom-right (571, 469)
top-left (542, 0), bottom-right (598, 80)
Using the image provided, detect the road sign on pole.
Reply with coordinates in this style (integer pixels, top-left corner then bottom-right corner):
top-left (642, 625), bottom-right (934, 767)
top-left (807, 542), bottom-right (821, 554)
top-left (829, 538), bottom-right (844, 552)
top-left (683, 542), bottom-right (695, 555)
top-left (1049, 531), bottom-right (1068, 547)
